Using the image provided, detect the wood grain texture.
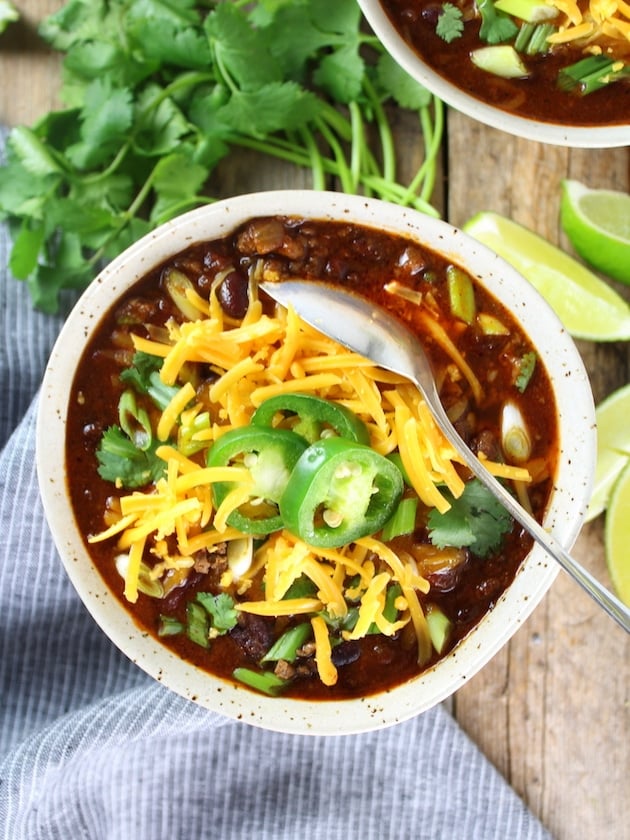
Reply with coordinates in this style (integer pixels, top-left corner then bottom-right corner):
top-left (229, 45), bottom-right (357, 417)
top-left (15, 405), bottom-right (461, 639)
top-left (447, 109), bottom-right (630, 840)
top-left (1, 4), bottom-right (628, 838)
top-left (0, 1), bottom-right (61, 125)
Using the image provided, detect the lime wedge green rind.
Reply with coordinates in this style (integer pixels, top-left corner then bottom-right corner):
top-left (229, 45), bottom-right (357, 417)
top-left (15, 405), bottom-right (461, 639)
top-left (560, 180), bottom-right (630, 286)
top-left (463, 211), bottom-right (630, 342)
top-left (604, 458), bottom-right (630, 606)
top-left (587, 382), bottom-right (630, 521)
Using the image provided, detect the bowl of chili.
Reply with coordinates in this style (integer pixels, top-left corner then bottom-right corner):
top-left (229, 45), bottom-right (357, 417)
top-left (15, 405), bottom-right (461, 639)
top-left (37, 190), bottom-right (596, 735)
top-left (357, 0), bottom-right (630, 147)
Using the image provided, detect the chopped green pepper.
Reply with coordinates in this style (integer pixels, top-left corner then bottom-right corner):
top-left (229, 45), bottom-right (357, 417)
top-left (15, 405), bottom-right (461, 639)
top-left (251, 393), bottom-right (369, 444)
top-left (279, 437), bottom-right (404, 548)
top-left (207, 425), bottom-right (308, 535)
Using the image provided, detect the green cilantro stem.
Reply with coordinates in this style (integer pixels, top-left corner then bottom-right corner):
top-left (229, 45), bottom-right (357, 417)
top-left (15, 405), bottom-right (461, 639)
top-left (314, 116), bottom-right (354, 194)
top-left (297, 127), bottom-right (327, 192)
top-left (363, 75), bottom-right (397, 185)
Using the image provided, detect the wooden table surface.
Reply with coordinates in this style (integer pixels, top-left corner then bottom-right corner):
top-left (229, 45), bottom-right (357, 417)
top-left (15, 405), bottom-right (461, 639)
top-left (2, 3), bottom-right (628, 838)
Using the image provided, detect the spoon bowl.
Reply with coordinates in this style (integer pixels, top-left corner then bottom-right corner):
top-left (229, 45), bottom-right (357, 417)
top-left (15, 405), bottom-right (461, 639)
top-left (261, 279), bottom-right (630, 634)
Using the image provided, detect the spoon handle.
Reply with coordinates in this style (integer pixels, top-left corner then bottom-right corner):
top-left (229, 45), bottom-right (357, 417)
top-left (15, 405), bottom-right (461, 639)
top-left (421, 380), bottom-right (630, 634)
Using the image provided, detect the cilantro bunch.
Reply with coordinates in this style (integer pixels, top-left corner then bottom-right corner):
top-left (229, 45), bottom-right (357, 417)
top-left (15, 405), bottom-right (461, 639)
top-left (0, 0), bottom-right (443, 314)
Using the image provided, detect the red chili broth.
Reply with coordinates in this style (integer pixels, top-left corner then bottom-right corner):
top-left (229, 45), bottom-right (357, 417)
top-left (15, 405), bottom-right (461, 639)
top-left (65, 216), bottom-right (559, 700)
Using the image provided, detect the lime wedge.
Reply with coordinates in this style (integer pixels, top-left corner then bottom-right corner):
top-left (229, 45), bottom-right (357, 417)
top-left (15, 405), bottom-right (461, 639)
top-left (587, 383), bottom-right (630, 520)
top-left (463, 211), bottom-right (630, 341)
top-left (605, 459), bottom-right (630, 606)
top-left (560, 180), bottom-right (630, 286)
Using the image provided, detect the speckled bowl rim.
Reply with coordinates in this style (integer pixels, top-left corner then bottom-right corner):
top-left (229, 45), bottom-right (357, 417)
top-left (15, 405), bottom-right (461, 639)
top-left (357, 0), bottom-right (630, 149)
top-left (37, 190), bottom-right (596, 735)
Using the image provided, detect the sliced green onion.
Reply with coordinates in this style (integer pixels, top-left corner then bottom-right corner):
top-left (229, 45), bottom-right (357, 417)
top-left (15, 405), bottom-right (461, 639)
top-left (477, 312), bottom-right (509, 335)
top-left (501, 401), bottom-right (532, 463)
top-left (446, 265), bottom-right (476, 324)
top-left (526, 22), bottom-right (555, 54)
top-left (233, 667), bottom-right (288, 696)
top-left (179, 410), bottom-right (211, 456)
top-left (515, 351), bottom-right (537, 393)
top-left (426, 604), bottom-right (452, 654)
top-left (381, 497), bottom-right (418, 541)
top-left (284, 574), bottom-right (318, 600)
top-left (158, 615), bottom-right (185, 637)
top-left (164, 267), bottom-right (203, 321)
top-left (118, 389), bottom-right (152, 451)
top-left (471, 45), bottom-right (529, 79)
top-left (261, 622), bottom-right (312, 663)
top-left (386, 452), bottom-right (412, 487)
top-left (186, 601), bottom-right (210, 648)
top-left (558, 55), bottom-right (630, 95)
top-left (115, 553), bottom-right (164, 598)
top-left (514, 22), bottom-right (555, 54)
top-left (494, 0), bottom-right (558, 21)
top-left (147, 370), bottom-right (181, 411)
top-left (368, 583), bottom-right (402, 634)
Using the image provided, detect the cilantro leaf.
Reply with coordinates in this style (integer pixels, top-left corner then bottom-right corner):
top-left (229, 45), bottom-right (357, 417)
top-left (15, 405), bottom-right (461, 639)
top-left (216, 83), bottom-right (322, 136)
top-left (133, 85), bottom-right (192, 157)
top-left (120, 351), bottom-right (163, 389)
top-left (427, 479), bottom-right (513, 558)
top-left (376, 53), bottom-right (432, 110)
top-left (436, 4), bottom-right (465, 44)
top-left (67, 78), bottom-right (134, 170)
top-left (96, 426), bottom-right (166, 489)
top-left (129, 19), bottom-right (212, 71)
top-left (196, 592), bottom-right (238, 634)
top-left (8, 126), bottom-right (63, 177)
top-left (126, 0), bottom-right (200, 27)
top-left (38, 0), bottom-right (110, 51)
top-left (150, 150), bottom-right (210, 224)
top-left (313, 43), bottom-right (364, 104)
top-left (120, 353), bottom-right (182, 411)
top-left (205, 3), bottom-right (283, 89)
top-left (478, 0), bottom-right (519, 45)
top-left (7, 220), bottom-right (45, 280)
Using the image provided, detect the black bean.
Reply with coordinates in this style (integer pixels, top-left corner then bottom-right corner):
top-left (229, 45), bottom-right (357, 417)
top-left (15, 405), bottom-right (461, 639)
top-left (217, 270), bottom-right (249, 319)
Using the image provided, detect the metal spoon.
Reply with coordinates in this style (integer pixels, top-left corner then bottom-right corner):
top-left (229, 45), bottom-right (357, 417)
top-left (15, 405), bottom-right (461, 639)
top-left (261, 279), bottom-right (630, 634)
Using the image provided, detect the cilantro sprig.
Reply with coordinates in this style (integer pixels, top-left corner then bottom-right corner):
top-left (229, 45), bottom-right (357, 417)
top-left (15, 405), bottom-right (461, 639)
top-left (427, 479), bottom-right (513, 558)
top-left (0, 0), bottom-right (444, 314)
top-left (96, 426), bottom-right (165, 489)
top-left (436, 4), bottom-right (464, 43)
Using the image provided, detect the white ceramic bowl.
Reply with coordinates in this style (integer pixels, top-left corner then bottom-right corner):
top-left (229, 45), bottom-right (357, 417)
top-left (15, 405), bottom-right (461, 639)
top-left (37, 191), bottom-right (596, 735)
top-left (358, 0), bottom-right (629, 148)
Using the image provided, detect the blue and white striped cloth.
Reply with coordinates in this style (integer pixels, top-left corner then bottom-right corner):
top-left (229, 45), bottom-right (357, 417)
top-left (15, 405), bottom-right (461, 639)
top-left (0, 129), bottom-right (552, 840)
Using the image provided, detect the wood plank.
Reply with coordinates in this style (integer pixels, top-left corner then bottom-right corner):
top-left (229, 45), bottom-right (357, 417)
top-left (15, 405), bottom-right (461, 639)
top-left (0, 1), bottom-right (61, 125)
top-left (447, 108), bottom-right (630, 840)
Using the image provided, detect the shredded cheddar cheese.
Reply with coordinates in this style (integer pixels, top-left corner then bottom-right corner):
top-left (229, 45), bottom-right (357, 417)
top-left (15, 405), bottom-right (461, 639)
top-left (546, 0), bottom-right (630, 45)
top-left (91, 284), bottom-right (535, 671)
